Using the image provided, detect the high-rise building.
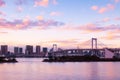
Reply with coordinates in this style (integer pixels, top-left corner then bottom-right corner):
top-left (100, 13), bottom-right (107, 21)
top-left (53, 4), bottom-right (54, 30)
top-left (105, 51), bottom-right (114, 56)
top-left (36, 45), bottom-right (41, 54)
top-left (43, 47), bottom-right (48, 53)
top-left (25, 45), bottom-right (33, 54)
top-left (14, 47), bottom-right (19, 54)
top-left (14, 47), bottom-right (23, 54)
top-left (19, 48), bottom-right (23, 54)
top-left (1, 45), bottom-right (8, 54)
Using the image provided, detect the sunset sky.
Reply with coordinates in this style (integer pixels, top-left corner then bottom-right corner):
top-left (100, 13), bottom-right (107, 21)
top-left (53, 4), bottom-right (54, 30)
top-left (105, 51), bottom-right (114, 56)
top-left (0, 0), bottom-right (120, 50)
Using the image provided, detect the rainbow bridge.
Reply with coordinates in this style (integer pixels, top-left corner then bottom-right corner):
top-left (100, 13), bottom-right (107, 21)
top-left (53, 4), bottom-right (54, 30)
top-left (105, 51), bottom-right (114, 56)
top-left (48, 38), bottom-right (120, 59)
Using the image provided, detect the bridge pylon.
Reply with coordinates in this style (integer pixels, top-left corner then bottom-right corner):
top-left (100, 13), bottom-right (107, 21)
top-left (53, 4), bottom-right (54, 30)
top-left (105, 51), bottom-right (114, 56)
top-left (92, 38), bottom-right (97, 49)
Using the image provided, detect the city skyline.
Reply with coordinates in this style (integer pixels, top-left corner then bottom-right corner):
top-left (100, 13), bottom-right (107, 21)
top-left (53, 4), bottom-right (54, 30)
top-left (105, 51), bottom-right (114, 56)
top-left (0, 0), bottom-right (120, 49)
top-left (0, 44), bottom-right (48, 54)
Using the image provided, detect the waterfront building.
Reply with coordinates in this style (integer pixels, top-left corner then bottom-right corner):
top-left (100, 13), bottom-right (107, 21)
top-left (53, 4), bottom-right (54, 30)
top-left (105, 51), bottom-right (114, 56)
top-left (25, 45), bottom-right (33, 54)
top-left (19, 48), bottom-right (23, 54)
top-left (36, 45), bottom-right (41, 54)
top-left (1, 45), bottom-right (8, 55)
top-left (14, 47), bottom-right (23, 54)
top-left (43, 47), bottom-right (48, 53)
top-left (14, 47), bottom-right (19, 54)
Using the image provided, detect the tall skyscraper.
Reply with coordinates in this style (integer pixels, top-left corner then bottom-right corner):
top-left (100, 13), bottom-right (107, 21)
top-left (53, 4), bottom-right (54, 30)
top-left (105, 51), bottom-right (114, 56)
top-left (14, 47), bottom-right (19, 54)
top-left (14, 47), bottom-right (23, 54)
top-left (1, 45), bottom-right (8, 54)
top-left (25, 45), bottom-right (33, 54)
top-left (43, 47), bottom-right (48, 53)
top-left (36, 45), bottom-right (41, 54)
top-left (19, 48), bottom-right (23, 54)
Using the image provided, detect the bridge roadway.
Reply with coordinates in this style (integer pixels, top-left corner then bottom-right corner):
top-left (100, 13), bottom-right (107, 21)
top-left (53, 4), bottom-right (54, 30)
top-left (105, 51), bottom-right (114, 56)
top-left (49, 48), bottom-right (120, 58)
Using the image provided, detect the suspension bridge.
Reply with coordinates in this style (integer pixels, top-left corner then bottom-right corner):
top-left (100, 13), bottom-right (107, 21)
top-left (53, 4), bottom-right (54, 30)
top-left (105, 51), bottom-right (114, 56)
top-left (48, 38), bottom-right (120, 59)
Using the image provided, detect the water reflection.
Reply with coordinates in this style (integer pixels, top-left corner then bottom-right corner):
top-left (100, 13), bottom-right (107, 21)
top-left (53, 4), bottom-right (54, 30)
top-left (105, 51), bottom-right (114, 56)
top-left (0, 58), bottom-right (120, 80)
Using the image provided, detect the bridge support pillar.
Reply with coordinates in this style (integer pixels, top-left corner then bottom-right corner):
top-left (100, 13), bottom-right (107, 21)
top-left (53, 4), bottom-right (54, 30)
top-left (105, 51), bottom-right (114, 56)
top-left (92, 38), bottom-right (97, 49)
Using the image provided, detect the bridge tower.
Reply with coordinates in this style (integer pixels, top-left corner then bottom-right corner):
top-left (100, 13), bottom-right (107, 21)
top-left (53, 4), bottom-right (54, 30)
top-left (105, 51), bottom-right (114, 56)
top-left (92, 38), bottom-right (97, 49)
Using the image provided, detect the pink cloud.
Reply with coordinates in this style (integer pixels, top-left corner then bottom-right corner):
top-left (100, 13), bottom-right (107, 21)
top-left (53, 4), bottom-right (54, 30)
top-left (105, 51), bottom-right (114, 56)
top-left (78, 23), bottom-right (104, 32)
top-left (46, 39), bottom-right (79, 48)
top-left (50, 11), bottom-right (61, 16)
top-left (15, 0), bottom-right (27, 5)
top-left (52, 0), bottom-right (57, 5)
top-left (0, 31), bottom-right (8, 34)
top-left (107, 4), bottom-right (115, 10)
top-left (56, 23), bottom-right (102, 32)
top-left (114, 0), bottom-right (120, 3)
top-left (34, 0), bottom-right (49, 7)
top-left (17, 6), bottom-right (23, 12)
top-left (91, 6), bottom-right (98, 10)
top-left (0, 0), bottom-right (5, 7)
top-left (0, 11), bottom-right (6, 16)
top-left (15, 0), bottom-right (26, 13)
top-left (91, 4), bottom-right (115, 14)
top-left (102, 17), bottom-right (110, 22)
top-left (114, 17), bottom-right (120, 21)
top-left (95, 17), bottom-right (111, 24)
top-left (36, 15), bottom-right (44, 21)
top-left (101, 31), bottom-right (120, 40)
top-left (49, 39), bottom-right (78, 44)
top-left (34, 0), bottom-right (58, 7)
top-left (98, 7), bottom-right (107, 14)
top-left (79, 24), bottom-right (120, 32)
top-left (0, 18), bottom-right (64, 30)
top-left (57, 23), bottom-right (120, 34)
top-left (37, 19), bottom-right (64, 27)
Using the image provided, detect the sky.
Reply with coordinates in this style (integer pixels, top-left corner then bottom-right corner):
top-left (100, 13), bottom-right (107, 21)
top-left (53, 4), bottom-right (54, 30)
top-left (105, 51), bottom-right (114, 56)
top-left (0, 0), bottom-right (120, 50)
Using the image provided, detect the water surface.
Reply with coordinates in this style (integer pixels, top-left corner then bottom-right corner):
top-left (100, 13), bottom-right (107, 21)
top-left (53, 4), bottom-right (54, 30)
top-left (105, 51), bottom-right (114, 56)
top-left (0, 58), bottom-right (120, 80)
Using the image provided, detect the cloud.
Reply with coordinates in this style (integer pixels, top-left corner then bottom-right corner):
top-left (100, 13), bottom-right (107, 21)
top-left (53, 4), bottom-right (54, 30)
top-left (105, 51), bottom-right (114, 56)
top-left (91, 4), bottom-right (115, 14)
top-left (50, 11), bottom-right (61, 16)
top-left (0, 18), bottom-right (64, 30)
top-left (97, 17), bottom-right (111, 23)
top-left (34, 0), bottom-right (58, 7)
top-left (52, 0), bottom-right (57, 5)
top-left (44, 39), bottom-right (79, 48)
top-left (114, 17), bottom-right (120, 21)
top-left (36, 15), bottom-right (44, 21)
top-left (0, 0), bottom-right (5, 7)
top-left (0, 11), bottom-right (6, 16)
top-left (0, 31), bottom-right (8, 34)
top-left (107, 35), bottom-right (120, 40)
top-left (34, 0), bottom-right (49, 7)
top-left (56, 22), bottom-right (120, 34)
top-left (99, 4), bottom-right (115, 14)
top-left (15, 0), bottom-right (27, 5)
top-left (78, 24), bottom-right (120, 32)
top-left (114, 0), bottom-right (120, 3)
top-left (37, 19), bottom-right (64, 27)
top-left (54, 23), bottom-right (101, 32)
top-left (101, 31), bottom-right (120, 40)
top-left (15, 0), bottom-right (27, 13)
top-left (91, 6), bottom-right (98, 10)
top-left (77, 23), bottom-right (105, 32)
top-left (15, 0), bottom-right (26, 13)
top-left (102, 17), bottom-right (110, 22)
top-left (98, 7), bottom-right (107, 14)
top-left (16, 6), bottom-right (23, 12)
top-left (49, 39), bottom-right (78, 44)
